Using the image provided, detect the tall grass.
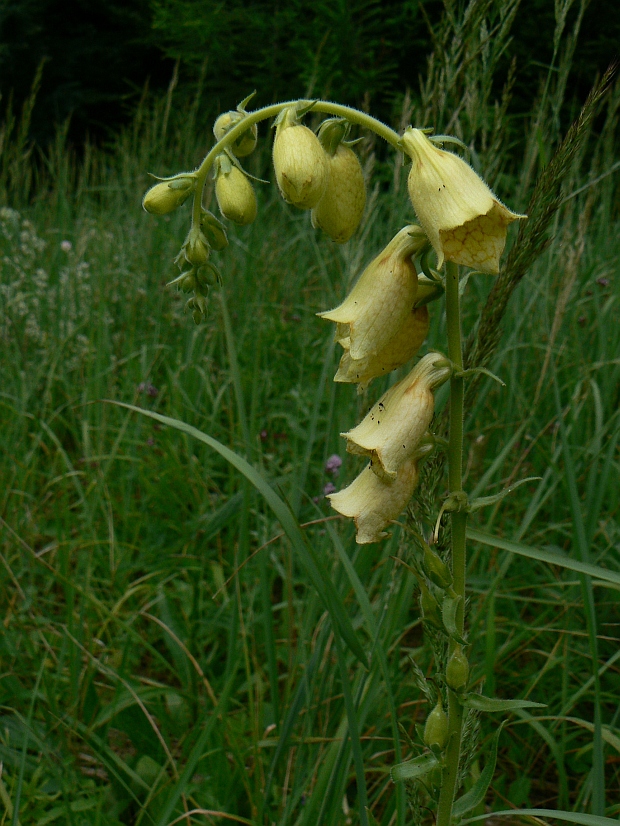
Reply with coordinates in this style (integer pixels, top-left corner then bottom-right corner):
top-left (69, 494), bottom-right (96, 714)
top-left (1, 1), bottom-right (619, 824)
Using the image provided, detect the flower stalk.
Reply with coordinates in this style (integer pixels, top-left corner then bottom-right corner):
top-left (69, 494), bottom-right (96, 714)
top-left (436, 259), bottom-right (468, 826)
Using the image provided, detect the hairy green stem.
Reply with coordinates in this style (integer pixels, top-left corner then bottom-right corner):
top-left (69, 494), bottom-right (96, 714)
top-left (191, 99), bottom-right (401, 226)
top-left (436, 261), bottom-right (467, 826)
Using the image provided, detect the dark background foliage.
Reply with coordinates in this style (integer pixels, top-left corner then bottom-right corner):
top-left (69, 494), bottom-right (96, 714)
top-left (0, 0), bottom-right (618, 147)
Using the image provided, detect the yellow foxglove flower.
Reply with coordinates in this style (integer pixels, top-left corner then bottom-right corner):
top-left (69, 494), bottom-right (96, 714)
top-left (311, 144), bottom-right (366, 243)
top-left (334, 305), bottom-right (429, 392)
top-left (342, 352), bottom-right (451, 481)
top-left (273, 110), bottom-right (329, 209)
top-left (318, 226), bottom-right (427, 361)
top-left (215, 157), bottom-right (258, 226)
top-left (401, 128), bottom-right (525, 274)
top-left (328, 445), bottom-right (431, 544)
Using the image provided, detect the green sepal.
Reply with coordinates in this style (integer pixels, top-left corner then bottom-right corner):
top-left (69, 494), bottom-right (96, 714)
top-left (415, 273), bottom-right (445, 307)
top-left (452, 722), bottom-right (506, 818)
top-left (317, 117), bottom-right (349, 155)
top-left (391, 752), bottom-right (439, 783)
top-left (236, 91), bottom-right (257, 112)
top-left (428, 134), bottom-right (470, 156)
top-left (459, 694), bottom-right (546, 712)
top-left (455, 366), bottom-right (506, 387)
top-left (442, 594), bottom-right (467, 644)
top-left (467, 477), bottom-right (542, 513)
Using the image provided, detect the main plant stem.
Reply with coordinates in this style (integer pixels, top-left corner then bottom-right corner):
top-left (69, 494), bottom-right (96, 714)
top-left (436, 261), bottom-right (467, 826)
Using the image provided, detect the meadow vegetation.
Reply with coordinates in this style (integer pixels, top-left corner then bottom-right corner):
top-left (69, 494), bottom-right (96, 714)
top-left (0, 1), bottom-right (619, 824)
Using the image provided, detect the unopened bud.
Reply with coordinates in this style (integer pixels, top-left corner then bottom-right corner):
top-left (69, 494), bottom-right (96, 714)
top-left (215, 157), bottom-right (258, 225)
top-left (311, 143), bottom-right (366, 243)
top-left (185, 228), bottom-right (210, 266)
top-left (423, 699), bottom-right (448, 750)
top-left (214, 111), bottom-right (258, 157)
top-left (142, 176), bottom-right (195, 215)
top-left (273, 109), bottom-right (329, 209)
top-left (446, 645), bottom-right (469, 691)
top-left (200, 210), bottom-right (228, 250)
top-left (180, 272), bottom-right (195, 293)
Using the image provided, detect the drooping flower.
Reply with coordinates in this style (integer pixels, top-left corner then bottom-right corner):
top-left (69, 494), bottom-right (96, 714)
top-left (334, 305), bottom-right (429, 392)
top-left (318, 225), bottom-right (427, 362)
top-left (401, 128), bottom-right (525, 274)
top-left (142, 175), bottom-right (195, 216)
top-left (328, 444), bottom-right (432, 544)
top-left (341, 352), bottom-right (451, 481)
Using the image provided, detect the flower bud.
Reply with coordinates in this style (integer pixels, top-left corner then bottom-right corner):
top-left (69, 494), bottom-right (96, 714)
top-left (185, 227), bottom-right (210, 266)
top-left (423, 699), bottom-right (449, 750)
top-left (446, 645), bottom-right (469, 692)
top-left (311, 144), bottom-right (366, 243)
top-left (328, 450), bottom-right (427, 544)
top-left (334, 305), bottom-right (429, 392)
top-left (318, 226), bottom-right (427, 362)
top-left (272, 110), bottom-right (329, 209)
top-left (200, 210), bottom-right (228, 251)
top-left (341, 353), bottom-right (451, 481)
top-left (401, 128), bottom-right (525, 274)
top-left (142, 176), bottom-right (195, 215)
top-left (215, 157), bottom-right (258, 225)
top-left (213, 111), bottom-right (258, 157)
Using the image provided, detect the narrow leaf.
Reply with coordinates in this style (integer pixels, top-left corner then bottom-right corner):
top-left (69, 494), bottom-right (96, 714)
top-left (460, 809), bottom-right (620, 826)
top-left (468, 477), bottom-right (541, 512)
top-left (467, 528), bottom-right (620, 587)
top-left (461, 694), bottom-right (545, 712)
top-left (453, 722), bottom-right (505, 817)
top-left (391, 752), bottom-right (438, 782)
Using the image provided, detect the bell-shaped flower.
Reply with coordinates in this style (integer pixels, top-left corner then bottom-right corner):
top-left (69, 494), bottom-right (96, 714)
top-left (401, 128), bottom-right (525, 274)
top-left (334, 305), bottom-right (429, 392)
top-left (342, 352), bottom-right (451, 481)
top-left (328, 444), bottom-right (432, 544)
top-left (318, 226), bottom-right (427, 361)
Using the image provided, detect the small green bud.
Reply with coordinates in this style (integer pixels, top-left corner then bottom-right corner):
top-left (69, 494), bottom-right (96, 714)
top-left (142, 176), bottom-right (195, 215)
top-left (423, 543), bottom-right (452, 589)
top-left (180, 272), bottom-right (195, 293)
top-left (200, 210), bottom-right (228, 250)
top-left (195, 262), bottom-right (220, 291)
top-left (446, 644), bottom-right (469, 691)
top-left (423, 698), bottom-right (448, 750)
top-left (184, 227), bottom-right (210, 266)
top-left (415, 273), bottom-right (445, 307)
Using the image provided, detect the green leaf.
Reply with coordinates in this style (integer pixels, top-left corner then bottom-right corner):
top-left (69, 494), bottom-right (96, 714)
top-left (467, 528), bottom-right (620, 587)
top-left (106, 402), bottom-right (369, 669)
top-left (468, 477), bottom-right (541, 512)
top-left (460, 809), bottom-right (620, 826)
top-left (461, 694), bottom-right (546, 712)
top-left (453, 722), bottom-right (505, 818)
top-left (442, 594), bottom-right (466, 644)
top-left (391, 752), bottom-right (438, 782)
